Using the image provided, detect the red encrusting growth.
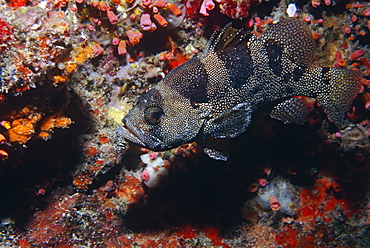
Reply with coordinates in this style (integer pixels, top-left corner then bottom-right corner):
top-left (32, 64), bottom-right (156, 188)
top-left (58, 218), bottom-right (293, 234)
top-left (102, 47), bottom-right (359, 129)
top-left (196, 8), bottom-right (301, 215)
top-left (174, 224), bottom-right (199, 239)
top-left (275, 226), bottom-right (298, 247)
top-left (298, 176), bottom-right (360, 224)
top-left (204, 226), bottom-right (230, 248)
top-left (7, 0), bottom-right (27, 9)
top-left (84, 146), bottom-right (98, 157)
top-left (0, 18), bottom-right (11, 45)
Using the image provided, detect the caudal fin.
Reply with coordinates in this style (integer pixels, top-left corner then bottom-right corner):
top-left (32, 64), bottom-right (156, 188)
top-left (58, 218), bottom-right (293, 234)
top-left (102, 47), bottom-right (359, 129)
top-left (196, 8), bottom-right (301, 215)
top-left (307, 67), bottom-right (362, 128)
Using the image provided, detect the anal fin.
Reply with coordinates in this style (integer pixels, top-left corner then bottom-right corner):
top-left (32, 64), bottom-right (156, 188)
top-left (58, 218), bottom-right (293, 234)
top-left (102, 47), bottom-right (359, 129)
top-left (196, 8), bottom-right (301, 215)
top-left (270, 97), bottom-right (310, 125)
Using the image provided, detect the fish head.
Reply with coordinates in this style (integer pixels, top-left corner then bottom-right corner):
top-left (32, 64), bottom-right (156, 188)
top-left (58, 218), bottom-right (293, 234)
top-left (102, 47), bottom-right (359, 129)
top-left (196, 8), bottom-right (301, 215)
top-left (118, 83), bottom-right (208, 151)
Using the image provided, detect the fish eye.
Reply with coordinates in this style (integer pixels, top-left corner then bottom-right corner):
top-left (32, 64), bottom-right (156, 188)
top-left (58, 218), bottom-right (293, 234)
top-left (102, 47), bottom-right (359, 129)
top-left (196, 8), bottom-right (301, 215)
top-left (145, 106), bottom-right (164, 125)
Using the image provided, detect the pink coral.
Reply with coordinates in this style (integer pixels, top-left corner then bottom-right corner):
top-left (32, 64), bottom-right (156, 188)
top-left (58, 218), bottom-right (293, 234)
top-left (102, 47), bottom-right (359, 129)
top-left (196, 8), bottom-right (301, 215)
top-left (200, 0), bottom-right (216, 16)
top-left (92, 44), bottom-right (104, 57)
top-left (153, 13), bottom-right (168, 27)
top-left (149, 152), bottom-right (159, 160)
top-left (118, 40), bottom-right (127, 55)
top-left (138, 1), bottom-right (183, 32)
top-left (112, 37), bottom-right (120, 45)
top-left (142, 0), bottom-right (152, 7)
top-left (153, 0), bottom-right (168, 8)
top-left (350, 49), bottom-right (364, 60)
top-left (141, 170), bottom-right (150, 181)
top-left (168, 3), bottom-right (183, 16)
top-left (140, 13), bottom-right (155, 31)
top-left (258, 178), bottom-right (267, 187)
top-left (126, 30), bottom-right (143, 45)
top-left (106, 10), bottom-right (118, 25)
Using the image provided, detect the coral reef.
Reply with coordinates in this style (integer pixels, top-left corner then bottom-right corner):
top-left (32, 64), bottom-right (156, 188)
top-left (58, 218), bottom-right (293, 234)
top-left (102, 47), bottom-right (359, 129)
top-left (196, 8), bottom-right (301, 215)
top-left (0, 0), bottom-right (370, 247)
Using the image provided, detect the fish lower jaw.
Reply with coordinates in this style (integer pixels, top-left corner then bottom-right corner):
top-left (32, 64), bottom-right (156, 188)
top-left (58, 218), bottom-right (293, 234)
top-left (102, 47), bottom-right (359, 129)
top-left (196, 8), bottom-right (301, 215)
top-left (116, 125), bottom-right (146, 147)
top-left (116, 124), bottom-right (165, 150)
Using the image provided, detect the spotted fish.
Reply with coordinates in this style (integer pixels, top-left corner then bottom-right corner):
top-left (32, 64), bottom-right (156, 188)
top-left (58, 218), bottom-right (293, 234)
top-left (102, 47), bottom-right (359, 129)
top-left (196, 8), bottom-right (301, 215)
top-left (117, 18), bottom-right (362, 161)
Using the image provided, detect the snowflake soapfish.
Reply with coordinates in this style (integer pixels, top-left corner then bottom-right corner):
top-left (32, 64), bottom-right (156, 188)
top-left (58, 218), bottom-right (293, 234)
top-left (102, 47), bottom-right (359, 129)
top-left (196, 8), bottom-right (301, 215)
top-left (117, 18), bottom-right (362, 161)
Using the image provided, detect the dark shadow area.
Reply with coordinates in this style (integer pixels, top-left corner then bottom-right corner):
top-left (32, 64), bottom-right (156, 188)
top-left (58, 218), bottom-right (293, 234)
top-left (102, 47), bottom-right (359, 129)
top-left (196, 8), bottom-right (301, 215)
top-left (121, 100), bottom-right (370, 235)
top-left (0, 86), bottom-right (93, 227)
top-left (251, 0), bottom-right (281, 19)
top-left (121, 103), bottom-right (326, 233)
top-left (123, 155), bottom-right (251, 234)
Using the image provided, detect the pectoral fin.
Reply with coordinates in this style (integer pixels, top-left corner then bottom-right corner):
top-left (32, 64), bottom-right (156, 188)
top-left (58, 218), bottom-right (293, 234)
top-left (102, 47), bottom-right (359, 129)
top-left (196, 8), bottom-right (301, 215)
top-left (203, 102), bottom-right (252, 139)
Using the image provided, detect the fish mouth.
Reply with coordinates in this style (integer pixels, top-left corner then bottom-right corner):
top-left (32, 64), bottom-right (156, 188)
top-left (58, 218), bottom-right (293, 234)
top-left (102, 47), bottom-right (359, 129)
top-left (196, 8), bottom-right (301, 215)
top-left (116, 119), bottom-right (164, 150)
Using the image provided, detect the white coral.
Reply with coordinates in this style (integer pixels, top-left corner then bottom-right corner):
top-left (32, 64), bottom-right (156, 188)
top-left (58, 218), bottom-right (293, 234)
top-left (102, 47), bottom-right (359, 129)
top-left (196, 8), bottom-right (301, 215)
top-left (140, 154), bottom-right (169, 188)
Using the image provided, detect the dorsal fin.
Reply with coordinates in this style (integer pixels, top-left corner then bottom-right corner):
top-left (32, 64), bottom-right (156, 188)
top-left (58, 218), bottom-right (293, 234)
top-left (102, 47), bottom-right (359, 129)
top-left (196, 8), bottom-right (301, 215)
top-left (204, 23), bottom-right (250, 54)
